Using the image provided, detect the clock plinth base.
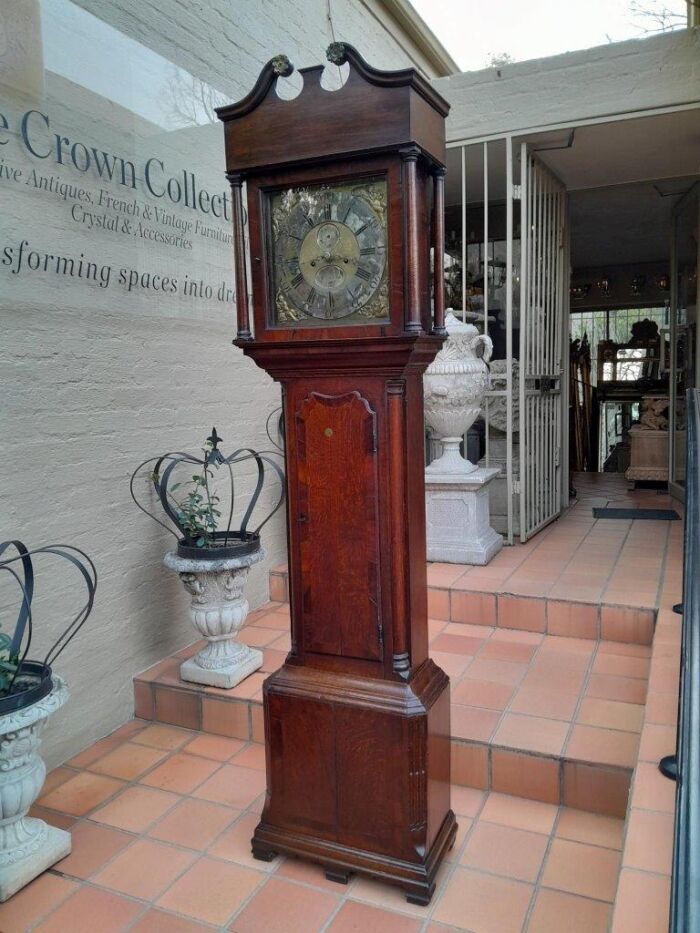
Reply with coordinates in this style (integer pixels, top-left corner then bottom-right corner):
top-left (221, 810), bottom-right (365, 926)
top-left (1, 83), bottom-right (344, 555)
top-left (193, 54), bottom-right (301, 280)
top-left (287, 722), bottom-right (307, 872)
top-left (253, 806), bottom-right (457, 905)
top-left (252, 659), bottom-right (455, 906)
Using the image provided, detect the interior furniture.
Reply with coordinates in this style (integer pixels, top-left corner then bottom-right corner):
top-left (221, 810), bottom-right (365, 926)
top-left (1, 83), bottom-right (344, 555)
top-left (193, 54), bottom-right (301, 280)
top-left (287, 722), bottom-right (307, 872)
top-left (216, 44), bottom-right (456, 905)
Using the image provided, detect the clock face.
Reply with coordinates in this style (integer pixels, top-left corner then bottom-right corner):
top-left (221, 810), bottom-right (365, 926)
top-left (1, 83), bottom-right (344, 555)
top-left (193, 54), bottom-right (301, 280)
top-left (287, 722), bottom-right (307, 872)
top-left (268, 177), bottom-right (389, 326)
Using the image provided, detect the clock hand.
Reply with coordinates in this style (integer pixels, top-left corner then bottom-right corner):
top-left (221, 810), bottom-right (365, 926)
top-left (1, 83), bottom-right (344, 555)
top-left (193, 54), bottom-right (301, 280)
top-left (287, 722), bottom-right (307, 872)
top-left (309, 253), bottom-right (357, 267)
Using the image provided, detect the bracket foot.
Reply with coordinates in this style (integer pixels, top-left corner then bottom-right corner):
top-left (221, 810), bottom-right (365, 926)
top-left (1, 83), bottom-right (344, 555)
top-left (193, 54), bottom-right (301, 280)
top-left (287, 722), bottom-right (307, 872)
top-left (251, 845), bottom-right (278, 863)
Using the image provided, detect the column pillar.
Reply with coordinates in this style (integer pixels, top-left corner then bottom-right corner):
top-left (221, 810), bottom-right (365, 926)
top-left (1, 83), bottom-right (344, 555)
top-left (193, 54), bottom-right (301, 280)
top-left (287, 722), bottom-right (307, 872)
top-left (401, 147), bottom-right (422, 334)
top-left (432, 166), bottom-right (447, 337)
top-left (227, 172), bottom-right (252, 341)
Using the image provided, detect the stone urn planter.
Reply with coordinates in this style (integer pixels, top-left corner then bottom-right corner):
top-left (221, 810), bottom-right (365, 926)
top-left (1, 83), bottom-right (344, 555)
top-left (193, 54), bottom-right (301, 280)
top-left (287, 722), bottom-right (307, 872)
top-left (424, 311), bottom-right (493, 475)
top-left (0, 539), bottom-right (96, 900)
top-left (423, 312), bottom-right (503, 565)
top-left (164, 538), bottom-right (265, 689)
top-left (131, 428), bottom-right (285, 689)
top-left (0, 676), bottom-right (70, 900)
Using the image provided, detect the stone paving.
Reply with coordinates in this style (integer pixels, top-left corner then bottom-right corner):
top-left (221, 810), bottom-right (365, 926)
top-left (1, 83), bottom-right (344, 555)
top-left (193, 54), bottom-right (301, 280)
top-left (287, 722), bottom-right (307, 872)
top-left (19, 720), bottom-right (629, 933)
top-left (11, 473), bottom-right (681, 931)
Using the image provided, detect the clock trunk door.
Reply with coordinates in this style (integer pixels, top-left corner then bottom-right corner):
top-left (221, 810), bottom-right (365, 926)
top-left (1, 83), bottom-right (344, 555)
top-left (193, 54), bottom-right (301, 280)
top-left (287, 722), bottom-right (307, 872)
top-left (295, 390), bottom-right (382, 662)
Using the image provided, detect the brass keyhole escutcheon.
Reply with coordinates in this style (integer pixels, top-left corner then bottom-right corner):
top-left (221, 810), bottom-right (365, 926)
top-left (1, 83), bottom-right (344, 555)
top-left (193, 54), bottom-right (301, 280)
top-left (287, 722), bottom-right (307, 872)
top-left (324, 428), bottom-right (333, 438)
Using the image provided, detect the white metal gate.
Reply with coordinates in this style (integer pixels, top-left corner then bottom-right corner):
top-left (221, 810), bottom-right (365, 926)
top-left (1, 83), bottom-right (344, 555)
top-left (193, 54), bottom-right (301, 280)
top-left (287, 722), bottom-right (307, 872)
top-left (518, 145), bottom-right (568, 540)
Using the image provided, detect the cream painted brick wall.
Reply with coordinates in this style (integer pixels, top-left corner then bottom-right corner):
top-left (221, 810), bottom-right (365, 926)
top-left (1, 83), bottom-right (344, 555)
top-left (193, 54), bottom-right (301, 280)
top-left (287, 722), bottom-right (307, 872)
top-left (437, 29), bottom-right (700, 143)
top-left (1, 304), bottom-right (287, 768)
top-left (76, 0), bottom-right (441, 89)
top-left (0, 0), bottom-right (441, 767)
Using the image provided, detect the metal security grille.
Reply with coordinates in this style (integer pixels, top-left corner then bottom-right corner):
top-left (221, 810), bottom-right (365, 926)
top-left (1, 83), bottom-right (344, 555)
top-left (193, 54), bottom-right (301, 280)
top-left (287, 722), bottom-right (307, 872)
top-left (519, 146), bottom-right (569, 540)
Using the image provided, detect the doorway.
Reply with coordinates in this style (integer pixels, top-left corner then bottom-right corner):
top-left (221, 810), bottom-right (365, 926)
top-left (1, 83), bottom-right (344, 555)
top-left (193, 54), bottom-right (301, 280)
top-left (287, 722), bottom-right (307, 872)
top-left (443, 107), bottom-right (700, 540)
top-left (563, 175), bottom-right (698, 495)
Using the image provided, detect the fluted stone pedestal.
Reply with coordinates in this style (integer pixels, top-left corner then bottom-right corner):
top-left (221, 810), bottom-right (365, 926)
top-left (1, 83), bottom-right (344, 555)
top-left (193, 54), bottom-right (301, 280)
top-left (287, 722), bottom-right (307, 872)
top-left (164, 548), bottom-right (264, 689)
top-left (425, 466), bottom-right (503, 565)
top-left (0, 678), bottom-right (71, 901)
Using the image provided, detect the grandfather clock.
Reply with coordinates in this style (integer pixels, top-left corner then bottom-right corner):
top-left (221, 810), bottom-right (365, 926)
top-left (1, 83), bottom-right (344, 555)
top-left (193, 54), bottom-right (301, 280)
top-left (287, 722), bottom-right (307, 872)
top-left (217, 43), bottom-right (455, 905)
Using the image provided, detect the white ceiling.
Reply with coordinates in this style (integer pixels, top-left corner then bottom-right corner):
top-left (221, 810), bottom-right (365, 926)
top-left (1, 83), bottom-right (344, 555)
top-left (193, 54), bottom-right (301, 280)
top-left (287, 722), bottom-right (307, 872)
top-left (568, 178), bottom-right (695, 266)
top-left (532, 110), bottom-right (700, 192)
top-left (443, 107), bottom-right (700, 268)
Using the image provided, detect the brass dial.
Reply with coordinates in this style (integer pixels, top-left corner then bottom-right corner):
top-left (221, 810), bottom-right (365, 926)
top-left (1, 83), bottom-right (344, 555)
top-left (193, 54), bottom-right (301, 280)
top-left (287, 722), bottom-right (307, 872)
top-left (269, 178), bottom-right (389, 325)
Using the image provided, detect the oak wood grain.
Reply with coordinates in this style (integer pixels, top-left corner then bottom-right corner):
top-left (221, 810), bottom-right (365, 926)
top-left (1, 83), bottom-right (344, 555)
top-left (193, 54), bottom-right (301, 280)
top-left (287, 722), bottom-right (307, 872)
top-left (220, 46), bottom-right (454, 905)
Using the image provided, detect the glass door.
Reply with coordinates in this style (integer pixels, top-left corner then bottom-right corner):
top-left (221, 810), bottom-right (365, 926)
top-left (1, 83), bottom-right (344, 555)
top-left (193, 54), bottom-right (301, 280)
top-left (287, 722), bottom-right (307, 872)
top-left (669, 183), bottom-right (699, 500)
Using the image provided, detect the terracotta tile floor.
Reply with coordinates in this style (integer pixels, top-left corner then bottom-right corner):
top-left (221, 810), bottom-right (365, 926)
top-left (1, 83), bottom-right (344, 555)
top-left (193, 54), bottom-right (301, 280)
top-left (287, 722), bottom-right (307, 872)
top-left (430, 621), bottom-right (649, 768)
top-left (134, 474), bottom-right (684, 813)
top-left (16, 719), bottom-right (627, 932)
top-left (136, 601), bottom-right (651, 809)
top-left (14, 473), bottom-right (680, 931)
top-left (427, 477), bottom-right (679, 613)
top-left (270, 475), bottom-right (681, 641)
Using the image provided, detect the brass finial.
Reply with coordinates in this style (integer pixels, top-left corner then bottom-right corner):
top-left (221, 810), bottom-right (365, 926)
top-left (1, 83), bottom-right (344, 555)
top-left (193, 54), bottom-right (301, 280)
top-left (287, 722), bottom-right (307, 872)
top-left (326, 43), bottom-right (348, 66)
top-left (271, 54), bottom-right (294, 77)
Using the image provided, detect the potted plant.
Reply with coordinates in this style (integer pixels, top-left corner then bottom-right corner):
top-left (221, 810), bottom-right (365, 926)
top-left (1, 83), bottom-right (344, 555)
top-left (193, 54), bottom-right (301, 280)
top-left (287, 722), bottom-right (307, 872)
top-left (130, 428), bottom-right (284, 689)
top-left (0, 540), bottom-right (96, 900)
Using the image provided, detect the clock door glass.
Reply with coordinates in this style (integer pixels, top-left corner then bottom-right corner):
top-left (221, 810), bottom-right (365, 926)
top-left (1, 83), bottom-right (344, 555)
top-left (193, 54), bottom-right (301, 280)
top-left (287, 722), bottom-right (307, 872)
top-left (268, 177), bottom-right (389, 326)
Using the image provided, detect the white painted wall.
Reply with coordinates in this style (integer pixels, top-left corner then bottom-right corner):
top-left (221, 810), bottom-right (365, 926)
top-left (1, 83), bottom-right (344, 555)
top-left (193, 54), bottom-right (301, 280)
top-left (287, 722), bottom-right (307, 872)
top-left (436, 29), bottom-right (700, 144)
top-left (0, 0), bottom-right (442, 767)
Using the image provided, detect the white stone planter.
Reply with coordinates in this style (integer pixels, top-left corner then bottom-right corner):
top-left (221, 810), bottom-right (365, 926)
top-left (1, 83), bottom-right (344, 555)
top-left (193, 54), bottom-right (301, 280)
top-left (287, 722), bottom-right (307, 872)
top-left (164, 547), bottom-right (265, 689)
top-left (0, 677), bottom-right (70, 901)
top-left (424, 311), bottom-right (493, 475)
top-left (424, 312), bottom-right (503, 565)
top-left (425, 468), bottom-right (504, 565)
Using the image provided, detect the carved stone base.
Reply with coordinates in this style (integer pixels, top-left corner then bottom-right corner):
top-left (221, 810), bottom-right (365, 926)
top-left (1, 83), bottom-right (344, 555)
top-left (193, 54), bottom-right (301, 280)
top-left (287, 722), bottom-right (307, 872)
top-left (626, 426), bottom-right (670, 482)
top-left (0, 823), bottom-right (71, 902)
top-left (165, 548), bottom-right (264, 689)
top-left (180, 644), bottom-right (262, 689)
top-left (479, 433), bottom-right (520, 538)
top-left (425, 466), bottom-right (503, 565)
top-left (0, 677), bottom-right (70, 901)
top-left (425, 438), bottom-right (477, 476)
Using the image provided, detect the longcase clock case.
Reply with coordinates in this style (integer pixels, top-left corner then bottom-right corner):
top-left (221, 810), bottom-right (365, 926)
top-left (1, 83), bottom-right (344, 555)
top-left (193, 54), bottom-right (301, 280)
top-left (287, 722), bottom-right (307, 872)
top-left (217, 44), bottom-right (456, 905)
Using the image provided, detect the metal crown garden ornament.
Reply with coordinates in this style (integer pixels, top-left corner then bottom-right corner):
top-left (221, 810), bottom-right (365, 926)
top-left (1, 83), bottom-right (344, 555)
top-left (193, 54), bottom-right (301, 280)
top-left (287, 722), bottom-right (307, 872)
top-left (0, 540), bottom-right (97, 900)
top-left (130, 429), bottom-right (284, 689)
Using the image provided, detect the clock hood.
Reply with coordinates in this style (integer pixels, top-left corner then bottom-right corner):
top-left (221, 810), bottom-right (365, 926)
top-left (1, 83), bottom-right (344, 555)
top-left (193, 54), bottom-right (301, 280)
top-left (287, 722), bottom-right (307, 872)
top-left (216, 43), bottom-right (450, 174)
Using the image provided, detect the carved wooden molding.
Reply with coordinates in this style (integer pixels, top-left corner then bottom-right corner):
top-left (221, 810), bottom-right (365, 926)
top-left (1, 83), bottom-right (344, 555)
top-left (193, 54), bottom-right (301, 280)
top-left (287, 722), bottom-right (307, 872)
top-left (408, 718), bottom-right (427, 832)
top-left (325, 43), bottom-right (449, 117)
top-left (217, 44), bottom-right (449, 124)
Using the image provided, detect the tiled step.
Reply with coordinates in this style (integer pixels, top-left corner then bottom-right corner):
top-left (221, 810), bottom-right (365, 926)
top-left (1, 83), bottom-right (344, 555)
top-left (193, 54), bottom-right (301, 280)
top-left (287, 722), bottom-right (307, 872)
top-left (270, 559), bottom-right (658, 646)
top-left (134, 600), bottom-right (652, 819)
top-left (270, 481), bottom-right (683, 647)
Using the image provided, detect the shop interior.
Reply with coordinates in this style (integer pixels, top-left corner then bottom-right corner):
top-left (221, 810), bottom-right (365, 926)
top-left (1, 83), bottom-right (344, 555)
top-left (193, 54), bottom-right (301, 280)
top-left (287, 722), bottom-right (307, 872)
top-left (442, 109), bottom-right (699, 534)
